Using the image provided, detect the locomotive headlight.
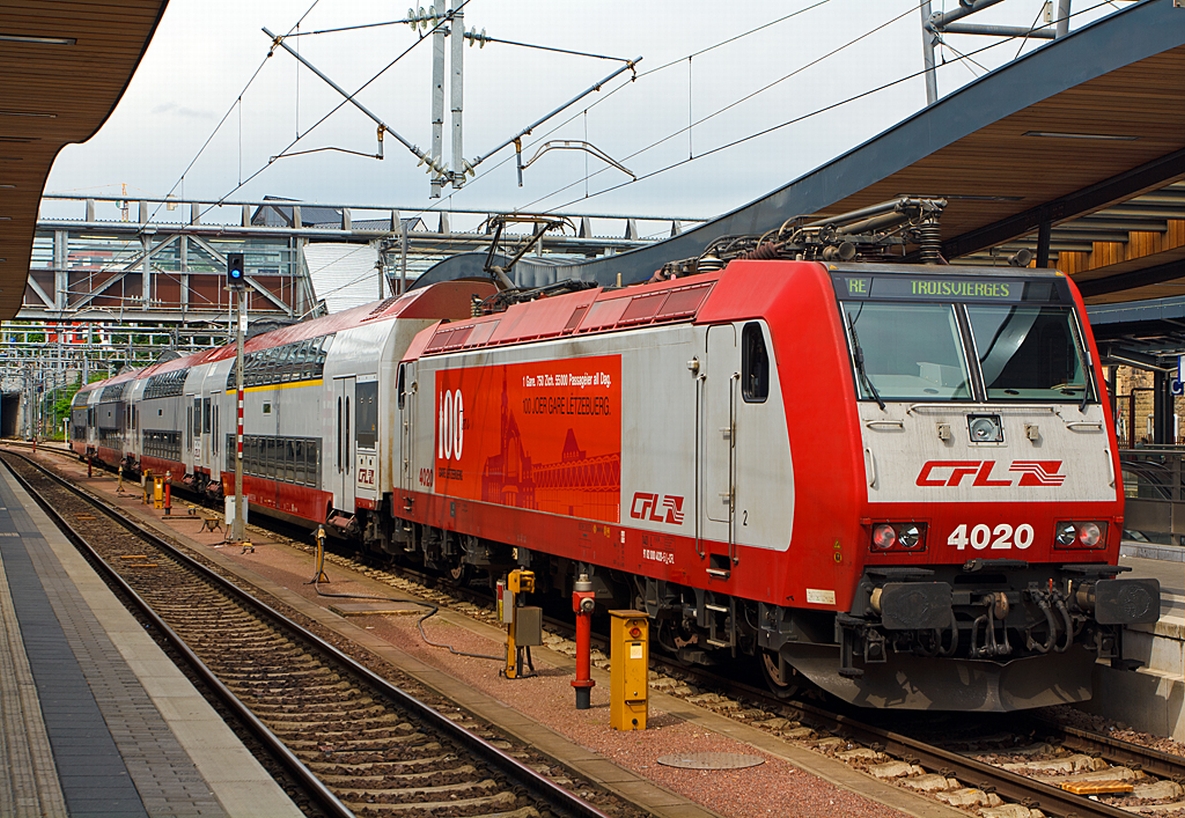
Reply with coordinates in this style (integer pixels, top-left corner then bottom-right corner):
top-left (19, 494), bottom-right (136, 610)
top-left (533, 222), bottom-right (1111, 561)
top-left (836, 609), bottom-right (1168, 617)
top-left (1076, 522), bottom-right (1102, 547)
top-left (898, 524), bottom-right (921, 549)
top-left (1055, 521), bottom-right (1106, 548)
top-left (1055, 522), bottom-right (1077, 546)
top-left (872, 524), bottom-right (897, 549)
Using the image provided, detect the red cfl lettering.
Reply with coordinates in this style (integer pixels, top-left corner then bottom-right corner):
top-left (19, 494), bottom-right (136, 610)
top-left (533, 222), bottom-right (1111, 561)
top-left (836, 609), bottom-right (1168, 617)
top-left (629, 492), bottom-right (686, 525)
top-left (916, 460), bottom-right (1063, 488)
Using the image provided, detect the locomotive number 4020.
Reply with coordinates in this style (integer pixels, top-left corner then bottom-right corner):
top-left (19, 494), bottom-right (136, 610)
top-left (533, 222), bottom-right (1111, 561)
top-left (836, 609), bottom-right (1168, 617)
top-left (948, 522), bottom-right (1034, 551)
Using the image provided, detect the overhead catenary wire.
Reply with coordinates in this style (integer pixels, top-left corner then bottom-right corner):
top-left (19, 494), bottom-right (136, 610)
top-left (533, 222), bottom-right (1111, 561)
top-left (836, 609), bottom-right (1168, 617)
top-left (396, 0), bottom-right (835, 233)
top-left (516, 0), bottom-right (1122, 215)
top-left (168, 0), bottom-right (837, 249)
top-left (149, 0), bottom-right (326, 228)
top-left (150, 2), bottom-right (471, 234)
top-left (516, 0), bottom-right (923, 213)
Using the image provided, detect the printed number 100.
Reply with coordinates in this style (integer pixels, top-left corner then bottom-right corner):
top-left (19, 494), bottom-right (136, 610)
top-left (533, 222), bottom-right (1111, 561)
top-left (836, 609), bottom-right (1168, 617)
top-left (437, 389), bottom-right (464, 461)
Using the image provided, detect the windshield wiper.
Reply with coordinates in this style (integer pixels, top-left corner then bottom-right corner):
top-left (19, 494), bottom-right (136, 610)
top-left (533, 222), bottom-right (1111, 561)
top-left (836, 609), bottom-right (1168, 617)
top-left (847, 314), bottom-right (886, 411)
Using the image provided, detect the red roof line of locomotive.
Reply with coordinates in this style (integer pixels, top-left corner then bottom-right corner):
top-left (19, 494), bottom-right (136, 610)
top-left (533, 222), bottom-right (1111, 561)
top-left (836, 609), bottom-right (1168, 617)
top-left (412, 274), bottom-right (723, 358)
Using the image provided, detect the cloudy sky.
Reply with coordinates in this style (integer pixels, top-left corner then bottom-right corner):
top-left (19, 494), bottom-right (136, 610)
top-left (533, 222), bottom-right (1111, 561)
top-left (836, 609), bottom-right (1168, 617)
top-left (43, 0), bottom-right (1121, 231)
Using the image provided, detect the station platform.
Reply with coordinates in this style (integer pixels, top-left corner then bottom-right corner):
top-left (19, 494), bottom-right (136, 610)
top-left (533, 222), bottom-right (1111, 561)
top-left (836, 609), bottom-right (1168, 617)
top-left (0, 466), bottom-right (303, 818)
top-left (1081, 541), bottom-right (1185, 741)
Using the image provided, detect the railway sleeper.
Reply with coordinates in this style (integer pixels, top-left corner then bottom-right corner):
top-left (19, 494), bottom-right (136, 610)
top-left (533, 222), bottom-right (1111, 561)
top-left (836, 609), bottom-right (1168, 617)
top-left (337, 776), bottom-right (500, 798)
top-left (304, 753), bottom-right (458, 773)
top-left (250, 687), bottom-right (374, 706)
top-left (341, 791), bottom-right (520, 814)
top-left (313, 741), bottom-right (445, 759)
top-left (265, 717), bottom-right (412, 734)
top-left (283, 733), bottom-right (433, 751)
top-left (317, 765), bottom-right (479, 786)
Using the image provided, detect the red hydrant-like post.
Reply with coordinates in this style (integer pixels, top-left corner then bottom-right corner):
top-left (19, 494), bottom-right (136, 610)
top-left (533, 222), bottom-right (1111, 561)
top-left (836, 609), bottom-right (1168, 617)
top-left (164, 471), bottom-right (172, 516)
top-left (571, 573), bottom-right (596, 709)
top-left (87, 455), bottom-right (93, 478)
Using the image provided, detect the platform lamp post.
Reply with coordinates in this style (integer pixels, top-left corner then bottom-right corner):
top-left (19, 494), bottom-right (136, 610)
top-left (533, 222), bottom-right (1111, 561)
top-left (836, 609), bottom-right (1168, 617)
top-left (227, 252), bottom-right (247, 543)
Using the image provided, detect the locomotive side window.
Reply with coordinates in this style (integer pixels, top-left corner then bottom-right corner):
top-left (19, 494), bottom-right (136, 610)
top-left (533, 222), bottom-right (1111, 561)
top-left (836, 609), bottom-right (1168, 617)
top-left (842, 302), bottom-right (972, 401)
top-left (741, 322), bottom-right (769, 403)
top-left (966, 304), bottom-right (1095, 403)
top-left (397, 364), bottom-right (406, 410)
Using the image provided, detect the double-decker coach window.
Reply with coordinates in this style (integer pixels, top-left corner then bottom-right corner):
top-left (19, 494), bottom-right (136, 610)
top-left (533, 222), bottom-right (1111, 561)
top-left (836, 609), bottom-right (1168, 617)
top-left (842, 302), bottom-right (972, 401)
top-left (356, 381), bottom-right (378, 448)
top-left (967, 304), bottom-right (1094, 402)
top-left (741, 322), bottom-right (769, 402)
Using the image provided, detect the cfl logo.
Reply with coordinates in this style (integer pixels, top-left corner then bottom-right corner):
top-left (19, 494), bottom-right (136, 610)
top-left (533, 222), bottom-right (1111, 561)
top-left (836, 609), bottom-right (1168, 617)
top-left (437, 389), bottom-right (464, 460)
top-left (630, 492), bottom-right (686, 525)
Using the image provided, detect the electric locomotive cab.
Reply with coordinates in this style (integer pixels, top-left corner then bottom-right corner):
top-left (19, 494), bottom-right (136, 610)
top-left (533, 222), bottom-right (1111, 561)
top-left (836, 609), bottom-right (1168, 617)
top-left (829, 264), bottom-right (1160, 709)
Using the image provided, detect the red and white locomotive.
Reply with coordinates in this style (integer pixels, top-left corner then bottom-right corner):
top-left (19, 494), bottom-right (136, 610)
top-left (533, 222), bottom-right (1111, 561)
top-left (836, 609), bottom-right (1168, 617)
top-left (72, 199), bottom-right (1159, 710)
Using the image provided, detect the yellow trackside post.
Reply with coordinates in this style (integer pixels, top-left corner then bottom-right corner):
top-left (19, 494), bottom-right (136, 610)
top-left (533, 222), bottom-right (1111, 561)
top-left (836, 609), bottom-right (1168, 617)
top-left (609, 609), bottom-right (649, 730)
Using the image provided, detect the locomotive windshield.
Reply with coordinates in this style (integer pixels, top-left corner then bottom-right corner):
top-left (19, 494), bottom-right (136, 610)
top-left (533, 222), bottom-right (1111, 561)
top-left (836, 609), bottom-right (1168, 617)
top-left (966, 304), bottom-right (1094, 402)
top-left (836, 272), bottom-right (1096, 405)
top-left (843, 302), bottom-right (972, 402)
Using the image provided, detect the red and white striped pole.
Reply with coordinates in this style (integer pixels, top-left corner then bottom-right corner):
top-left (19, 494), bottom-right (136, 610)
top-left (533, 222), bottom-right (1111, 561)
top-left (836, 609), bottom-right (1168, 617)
top-left (230, 278), bottom-right (247, 542)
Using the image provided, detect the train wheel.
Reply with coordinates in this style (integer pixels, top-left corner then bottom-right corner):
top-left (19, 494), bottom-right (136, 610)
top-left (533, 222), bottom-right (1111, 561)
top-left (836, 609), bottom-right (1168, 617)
top-left (445, 562), bottom-right (471, 587)
top-left (760, 649), bottom-right (801, 699)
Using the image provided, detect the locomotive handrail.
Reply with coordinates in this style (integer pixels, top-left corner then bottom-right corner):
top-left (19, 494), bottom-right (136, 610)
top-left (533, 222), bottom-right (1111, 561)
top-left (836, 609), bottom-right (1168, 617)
top-left (906, 403), bottom-right (1058, 413)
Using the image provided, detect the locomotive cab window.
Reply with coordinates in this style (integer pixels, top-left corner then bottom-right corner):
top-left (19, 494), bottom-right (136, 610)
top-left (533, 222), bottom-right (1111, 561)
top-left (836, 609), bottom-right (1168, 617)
top-left (966, 304), bottom-right (1096, 403)
top-left (842, 302), bottom-right (972, 402)
top-left (741, 322), bottom-right (769, 402)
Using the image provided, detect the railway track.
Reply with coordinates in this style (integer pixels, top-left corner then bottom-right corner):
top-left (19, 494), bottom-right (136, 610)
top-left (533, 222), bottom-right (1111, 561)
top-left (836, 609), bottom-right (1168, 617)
top-left (2, 451), bottom-right (617, 818)
top-left (637, 652), bottom-right (1185, 818)
top-left (289, 542), bottom-right (1185, 818)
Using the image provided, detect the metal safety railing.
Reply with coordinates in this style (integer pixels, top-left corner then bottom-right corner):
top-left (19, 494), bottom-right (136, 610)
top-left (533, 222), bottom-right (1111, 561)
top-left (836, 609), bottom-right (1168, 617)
top-left (1120, 447), bottom-right (1185, 546)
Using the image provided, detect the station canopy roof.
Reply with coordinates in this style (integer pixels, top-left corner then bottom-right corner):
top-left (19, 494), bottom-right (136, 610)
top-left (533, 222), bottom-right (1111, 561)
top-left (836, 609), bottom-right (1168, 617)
top-left (0, 0), bottom-right (169, 319)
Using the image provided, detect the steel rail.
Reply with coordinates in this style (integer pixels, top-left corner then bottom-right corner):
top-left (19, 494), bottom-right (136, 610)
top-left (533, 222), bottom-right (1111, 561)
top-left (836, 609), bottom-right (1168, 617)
top-left (633, 649), bottom-right (1155, 818)
top-left (3, 451), bottom-right (612, 818)
top-left (807, 702), bottom-right (1143, 818)
top-left (1022, 714), bottom-right (1185, 783)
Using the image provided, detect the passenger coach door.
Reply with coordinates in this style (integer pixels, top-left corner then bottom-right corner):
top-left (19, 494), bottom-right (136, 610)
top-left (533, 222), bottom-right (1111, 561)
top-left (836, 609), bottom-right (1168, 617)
top-left (334, 376), bottom-right (356, 509)
top-left (700, 325), bottom-right (737, 577)
top-left (208, 391), bottom-right (219, 480)
top-left (397, 362), bottom-right (416, 494)
top-left (200, 394), bottom-right (213, 470)
top-left (186, 394), bottom-right (200, 472)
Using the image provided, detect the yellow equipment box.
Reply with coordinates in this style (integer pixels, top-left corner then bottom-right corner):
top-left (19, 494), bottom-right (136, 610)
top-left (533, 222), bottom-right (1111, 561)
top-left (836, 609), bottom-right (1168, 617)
top-left (609, 609), bottom-right (648, 730)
